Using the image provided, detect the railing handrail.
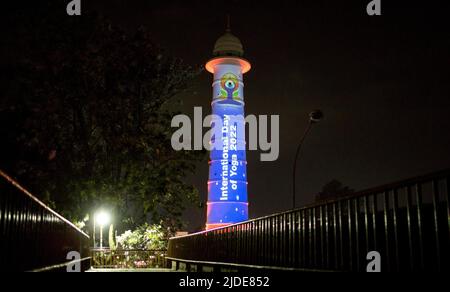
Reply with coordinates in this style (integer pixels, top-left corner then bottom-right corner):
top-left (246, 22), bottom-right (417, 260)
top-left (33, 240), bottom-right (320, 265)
top-left (171, 167), bottom-right (450, 240)
top-left (0, 169), bottom-right (89, 239)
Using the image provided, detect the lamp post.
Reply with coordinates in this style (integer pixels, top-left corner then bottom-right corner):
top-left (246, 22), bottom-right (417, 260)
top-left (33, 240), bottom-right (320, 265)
top-left (95, 211), bottom-right (110, 249)
top-left (292, 110), bottom-right (323, 209)
top-left (93, 215), bottom-right (96, 248)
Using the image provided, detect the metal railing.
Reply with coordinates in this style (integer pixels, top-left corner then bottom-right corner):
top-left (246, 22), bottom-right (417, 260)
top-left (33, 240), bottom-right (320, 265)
top-left (168, 169), bottom-right (450, 272)
top-left (0, 170), bottom-right (91, 272)
top-left (91, 249), bottom-right (166, 269)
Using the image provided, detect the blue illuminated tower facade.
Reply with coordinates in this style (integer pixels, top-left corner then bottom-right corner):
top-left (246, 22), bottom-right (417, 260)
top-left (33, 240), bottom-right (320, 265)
top-left (205, 27), bottom-right (251, 230)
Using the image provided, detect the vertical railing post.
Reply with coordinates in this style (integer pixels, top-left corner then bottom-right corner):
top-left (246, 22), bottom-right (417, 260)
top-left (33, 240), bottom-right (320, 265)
top-left (363, 196), bottom-right (370, 258)
top-left (319, 205), bottom-right (325, 269)
top-left (338, 200), bottom-right (344, 270)
top-left (313, 207), bottom-right (317, 268)
top-left (268, 218), bottom-right (271, 266)
top-left (262, 219), bottom-right (266, 266)
top-left (392, 189), bottom-right (400, 271)
top-left (372, 194), bottom-right (378, 253)
top-left (308, 208), bottom-right (313, 268)
top-left (354, 198), bottom-right (360, 271)
top-left (288, 212), bottom-right (293, 267)
top-left (405, 185), bottom-right (415, 271)
top-left (431, 180), bottom-right (441, 271)
top-left (282, 214), bottom-right (286, 267)
top-left (302, 209), bottom-right (306, 268)
top-left (269, 217), bottom-right (273, 266)
top-left (333, 202), bottom-right (338, 270)
top-left (415, 183), bottom-right (424, 270)
top-left (347, 200), bottom-right (353, 271)
top-left (447, 177), bottom-right (450, 266)
top-left (324, 204), bottom-right (330, 269)
top-left (383, 191), bottom-right (390, 272)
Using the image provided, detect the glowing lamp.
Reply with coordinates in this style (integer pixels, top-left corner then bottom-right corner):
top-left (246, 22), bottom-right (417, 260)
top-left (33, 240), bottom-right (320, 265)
top-left (95, 211), bottom-right (110, 227)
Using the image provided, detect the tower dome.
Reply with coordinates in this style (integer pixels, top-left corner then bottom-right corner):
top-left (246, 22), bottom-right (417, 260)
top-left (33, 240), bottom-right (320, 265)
top-left (212, 30), bottom-right (244, 57)
top-left (206, 19), bottom-right (251, 74)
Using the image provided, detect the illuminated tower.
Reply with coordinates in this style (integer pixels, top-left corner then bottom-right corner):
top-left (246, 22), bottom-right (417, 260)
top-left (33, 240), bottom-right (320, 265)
top-left (205, 24), bottom-right (251, 230)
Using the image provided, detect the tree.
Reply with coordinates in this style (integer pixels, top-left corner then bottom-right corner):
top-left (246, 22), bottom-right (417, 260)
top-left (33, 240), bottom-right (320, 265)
top-left (0, 1), bottom-right (206, 232)
top-left (315, 180), bottom-right (354, 202)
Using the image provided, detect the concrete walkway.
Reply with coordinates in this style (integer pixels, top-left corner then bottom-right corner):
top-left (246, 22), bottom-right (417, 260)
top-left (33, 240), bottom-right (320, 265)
top-left (87, 268), bottom-right (175, 272)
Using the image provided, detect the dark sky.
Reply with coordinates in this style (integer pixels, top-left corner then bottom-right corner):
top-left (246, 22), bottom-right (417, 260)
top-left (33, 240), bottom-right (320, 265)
top-left (12, 0), bottom-right (450, 231)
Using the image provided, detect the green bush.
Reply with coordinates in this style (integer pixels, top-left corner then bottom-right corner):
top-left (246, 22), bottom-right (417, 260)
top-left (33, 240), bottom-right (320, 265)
top-left (116, 223), bottom-right (166, 250)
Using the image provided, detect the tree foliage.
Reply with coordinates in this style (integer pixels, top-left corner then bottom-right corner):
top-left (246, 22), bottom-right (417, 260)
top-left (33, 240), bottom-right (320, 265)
top-left (116, 223), bottom-right (167, 251)
top-left (0, 1), bottom-right (205, 231)
top-left (315, 180), bottom-right (354, 202)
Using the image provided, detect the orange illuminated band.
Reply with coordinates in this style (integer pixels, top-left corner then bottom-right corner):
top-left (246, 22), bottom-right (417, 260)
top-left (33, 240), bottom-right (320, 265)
top-left (206, 57), bottom-right (251, 74)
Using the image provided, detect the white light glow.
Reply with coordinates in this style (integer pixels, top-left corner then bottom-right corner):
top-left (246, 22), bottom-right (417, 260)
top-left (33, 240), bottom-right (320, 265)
top-left (95, 211), bottom-right (110, 227)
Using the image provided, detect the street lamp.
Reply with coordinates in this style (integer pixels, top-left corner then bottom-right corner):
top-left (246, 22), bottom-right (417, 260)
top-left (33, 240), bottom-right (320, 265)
top-left (292, 110), bottom-right (323, 209)
top-left (95, 211), bottom-right (110, 249)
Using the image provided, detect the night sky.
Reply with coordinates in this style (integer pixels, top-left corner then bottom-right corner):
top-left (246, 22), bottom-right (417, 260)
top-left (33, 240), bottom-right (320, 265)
top-left (6, 0), bottom-right (450, 231)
